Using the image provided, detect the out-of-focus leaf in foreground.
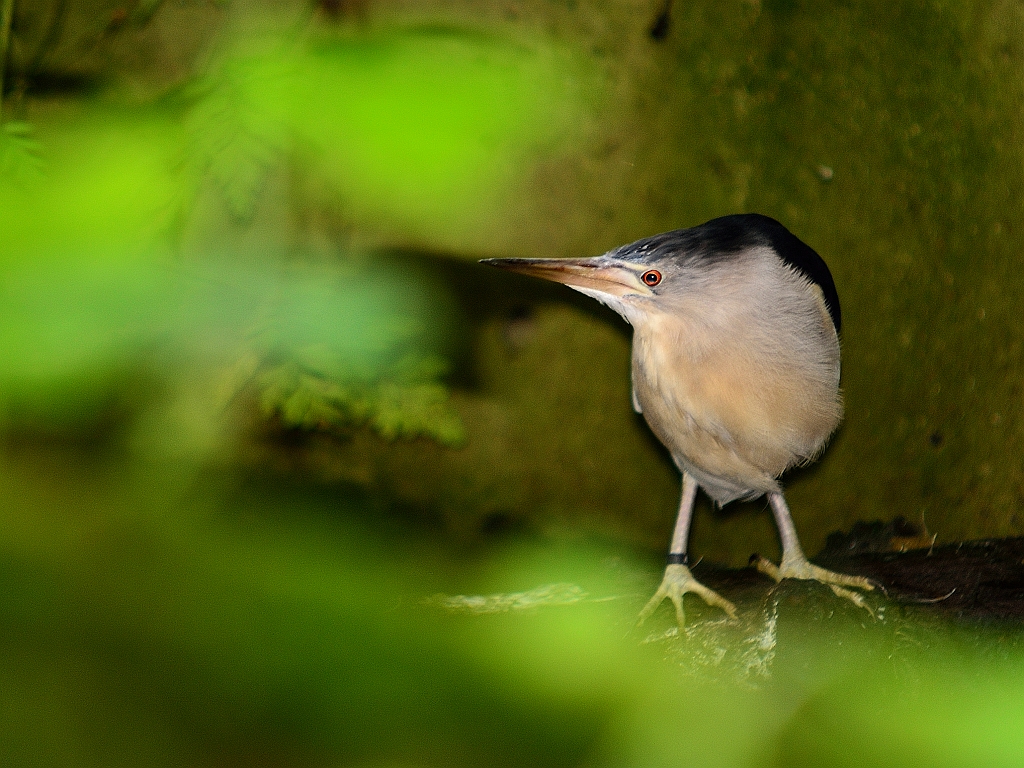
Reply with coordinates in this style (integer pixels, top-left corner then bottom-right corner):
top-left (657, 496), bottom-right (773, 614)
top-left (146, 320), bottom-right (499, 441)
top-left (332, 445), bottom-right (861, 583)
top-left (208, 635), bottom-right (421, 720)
top-left (0, 105), bottom-right (460, 440)
top-left (0, 121), bottom-right (44, 185)
top-left (187, 27), bottom-right (593, 234)
top-left (5, 461), bottom-right (1024, 768)
top-left (291, 30), bottom-right (584, 226)
top-left (0, 253), bottom-right (455, 444)
top-left (0, 109), bottom-right (181, 260)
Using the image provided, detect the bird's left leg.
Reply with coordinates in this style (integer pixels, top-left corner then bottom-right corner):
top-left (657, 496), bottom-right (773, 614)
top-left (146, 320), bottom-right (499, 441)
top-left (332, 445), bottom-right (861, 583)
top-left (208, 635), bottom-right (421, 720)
top-left (754, 492), bottom-right (874, 609)
top-left (639, 473), bottom-right (738, 626)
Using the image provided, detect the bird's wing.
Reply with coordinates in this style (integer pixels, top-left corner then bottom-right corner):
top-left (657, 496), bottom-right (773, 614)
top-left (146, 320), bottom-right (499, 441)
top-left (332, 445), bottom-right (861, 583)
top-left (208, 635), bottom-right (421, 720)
top-left (632, 387), bottom-right (642, 414)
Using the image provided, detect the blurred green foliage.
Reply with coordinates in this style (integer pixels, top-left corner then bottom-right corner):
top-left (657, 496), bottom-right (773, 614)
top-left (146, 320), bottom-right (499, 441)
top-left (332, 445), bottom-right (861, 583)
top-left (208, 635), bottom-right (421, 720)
top-left (2, 458), bottom-right (1024, 768)
top-left (0, 121), bottom-right (43, 184)
top-left (0, 248), bottom-right (460, 443)
top-left (257, 356), bottom-right (465, 444)
top-left (285, 31), bottom-right (581, 229)
top-left (184, 28), bottom-right (589, 231)
top-left (248, 264), bottom-right (464, 444)
top-left (0, 22), bottom-right (587, 445)
top-left (0, 109), bottom-right (180, 259)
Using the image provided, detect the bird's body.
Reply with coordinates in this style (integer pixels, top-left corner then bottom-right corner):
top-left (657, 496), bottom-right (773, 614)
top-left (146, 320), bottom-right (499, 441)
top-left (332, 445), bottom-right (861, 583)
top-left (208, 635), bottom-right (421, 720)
top-left (628, 239), bottom-right (842, 504)
top-left (483, 214), bottom-right (872, 624)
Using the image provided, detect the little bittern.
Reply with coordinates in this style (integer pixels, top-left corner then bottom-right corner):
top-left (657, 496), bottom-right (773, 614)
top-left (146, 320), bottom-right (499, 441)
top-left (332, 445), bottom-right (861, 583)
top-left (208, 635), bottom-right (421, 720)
top-left (483, 214), bottom-right (872, 625)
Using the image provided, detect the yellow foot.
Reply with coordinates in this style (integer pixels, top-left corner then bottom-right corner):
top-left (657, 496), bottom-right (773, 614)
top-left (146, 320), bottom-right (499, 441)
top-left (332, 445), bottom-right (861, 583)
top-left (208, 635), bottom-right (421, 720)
top-left (638, 563), bottom-right (738, 627)
top-left (752, 554), bottom-right (875, 613)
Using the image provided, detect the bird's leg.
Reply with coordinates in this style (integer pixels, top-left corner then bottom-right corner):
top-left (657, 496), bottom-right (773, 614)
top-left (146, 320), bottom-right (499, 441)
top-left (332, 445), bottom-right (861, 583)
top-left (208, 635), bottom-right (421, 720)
top-left (754, 492), bottom-right (874, 610)
top-left (639, 473), bottom-right (738, 626)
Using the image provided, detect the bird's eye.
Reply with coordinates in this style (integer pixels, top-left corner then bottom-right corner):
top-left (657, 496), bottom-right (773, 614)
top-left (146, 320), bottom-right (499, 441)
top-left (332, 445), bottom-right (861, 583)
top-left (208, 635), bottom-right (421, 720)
top-left (641, 270), bottom-right (662, 287)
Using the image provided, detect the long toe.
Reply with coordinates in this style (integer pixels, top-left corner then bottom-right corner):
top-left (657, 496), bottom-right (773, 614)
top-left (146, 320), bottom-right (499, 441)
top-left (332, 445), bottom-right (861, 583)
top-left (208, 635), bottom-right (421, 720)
top-left (751, 553), bottom-right (781, 582)
top-left (638, 563), bottom-right (738, 627)
top-left (780, 556), bottom-right (874, 591)
top-left (763, 554), bottom-right (875, 612)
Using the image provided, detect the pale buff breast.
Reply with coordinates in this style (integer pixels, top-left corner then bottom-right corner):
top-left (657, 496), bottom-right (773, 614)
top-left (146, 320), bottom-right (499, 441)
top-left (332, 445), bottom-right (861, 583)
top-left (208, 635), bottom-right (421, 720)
top-left (631, 286), bottom-right (842, 504)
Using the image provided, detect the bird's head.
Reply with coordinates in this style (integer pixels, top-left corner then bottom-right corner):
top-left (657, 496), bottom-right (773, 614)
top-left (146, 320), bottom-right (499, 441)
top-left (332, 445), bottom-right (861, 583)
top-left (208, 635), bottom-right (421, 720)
top-left (480, 250), bottom-right (667, 321)
top-left (481, 214), bottom-right (841, 333)
top-left (480, 234), bottom-right (710, 329)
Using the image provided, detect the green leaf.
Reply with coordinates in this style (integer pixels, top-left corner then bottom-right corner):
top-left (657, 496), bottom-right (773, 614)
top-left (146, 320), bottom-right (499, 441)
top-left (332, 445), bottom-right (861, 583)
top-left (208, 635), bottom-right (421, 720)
top-left (185, 59), bottom-right (291, 220)
top-left (0, 121), bottom-right (44, 186)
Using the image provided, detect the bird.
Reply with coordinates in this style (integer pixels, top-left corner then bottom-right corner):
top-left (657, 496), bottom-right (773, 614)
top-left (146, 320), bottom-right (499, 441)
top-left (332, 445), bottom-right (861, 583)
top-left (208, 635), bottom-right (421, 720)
top-left (481, 213), bottom-right (873, 625)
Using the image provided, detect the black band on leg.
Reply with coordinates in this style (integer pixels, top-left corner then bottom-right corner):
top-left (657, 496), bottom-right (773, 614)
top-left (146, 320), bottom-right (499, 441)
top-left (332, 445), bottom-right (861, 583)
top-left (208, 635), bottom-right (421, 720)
top-left (666, 552), bottom-right (689, 566)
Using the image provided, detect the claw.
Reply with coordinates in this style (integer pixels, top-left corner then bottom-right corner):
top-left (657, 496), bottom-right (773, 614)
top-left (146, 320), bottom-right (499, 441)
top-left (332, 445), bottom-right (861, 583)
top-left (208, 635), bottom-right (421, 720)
top-left (638, 563), bottom-right (738, 627)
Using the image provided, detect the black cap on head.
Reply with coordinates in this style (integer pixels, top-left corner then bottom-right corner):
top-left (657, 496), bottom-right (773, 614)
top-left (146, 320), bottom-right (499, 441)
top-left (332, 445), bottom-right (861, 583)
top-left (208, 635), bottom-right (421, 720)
top-left (617, 214), bottom-right (841, 333)
top-left (694, 214), bottom-right (841, 333)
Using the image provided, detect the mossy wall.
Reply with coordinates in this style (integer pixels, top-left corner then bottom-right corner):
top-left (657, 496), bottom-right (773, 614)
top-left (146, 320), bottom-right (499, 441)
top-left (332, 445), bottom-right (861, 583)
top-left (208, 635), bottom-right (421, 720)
top-left (417, 0), bottom-right (1024, 564)
top-left (290, 0), bottom-right (1024, 565)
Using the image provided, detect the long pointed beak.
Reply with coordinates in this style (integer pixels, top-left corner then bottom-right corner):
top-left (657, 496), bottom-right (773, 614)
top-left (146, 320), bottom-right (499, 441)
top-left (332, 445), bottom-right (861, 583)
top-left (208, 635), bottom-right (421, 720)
top-left (480, 257), bottom-right (649, 297)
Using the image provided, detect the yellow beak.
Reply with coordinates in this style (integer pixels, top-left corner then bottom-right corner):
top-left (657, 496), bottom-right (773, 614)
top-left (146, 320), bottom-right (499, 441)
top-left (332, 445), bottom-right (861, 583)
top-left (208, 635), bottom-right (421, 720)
top-left (480, 257), bottom-right (649, 297)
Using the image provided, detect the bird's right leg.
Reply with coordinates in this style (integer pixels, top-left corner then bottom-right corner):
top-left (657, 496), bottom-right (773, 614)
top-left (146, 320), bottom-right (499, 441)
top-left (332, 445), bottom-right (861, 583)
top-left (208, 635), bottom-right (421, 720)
top-left (639, 473), bottom-right (738, 626)
top-left (754, 492), bottom-right (874, 611)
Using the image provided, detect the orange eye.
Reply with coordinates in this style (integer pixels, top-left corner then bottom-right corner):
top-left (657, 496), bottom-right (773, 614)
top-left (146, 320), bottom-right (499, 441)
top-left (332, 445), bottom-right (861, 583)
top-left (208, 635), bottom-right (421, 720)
top-left (641, 270), bottom-right (662, 286)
